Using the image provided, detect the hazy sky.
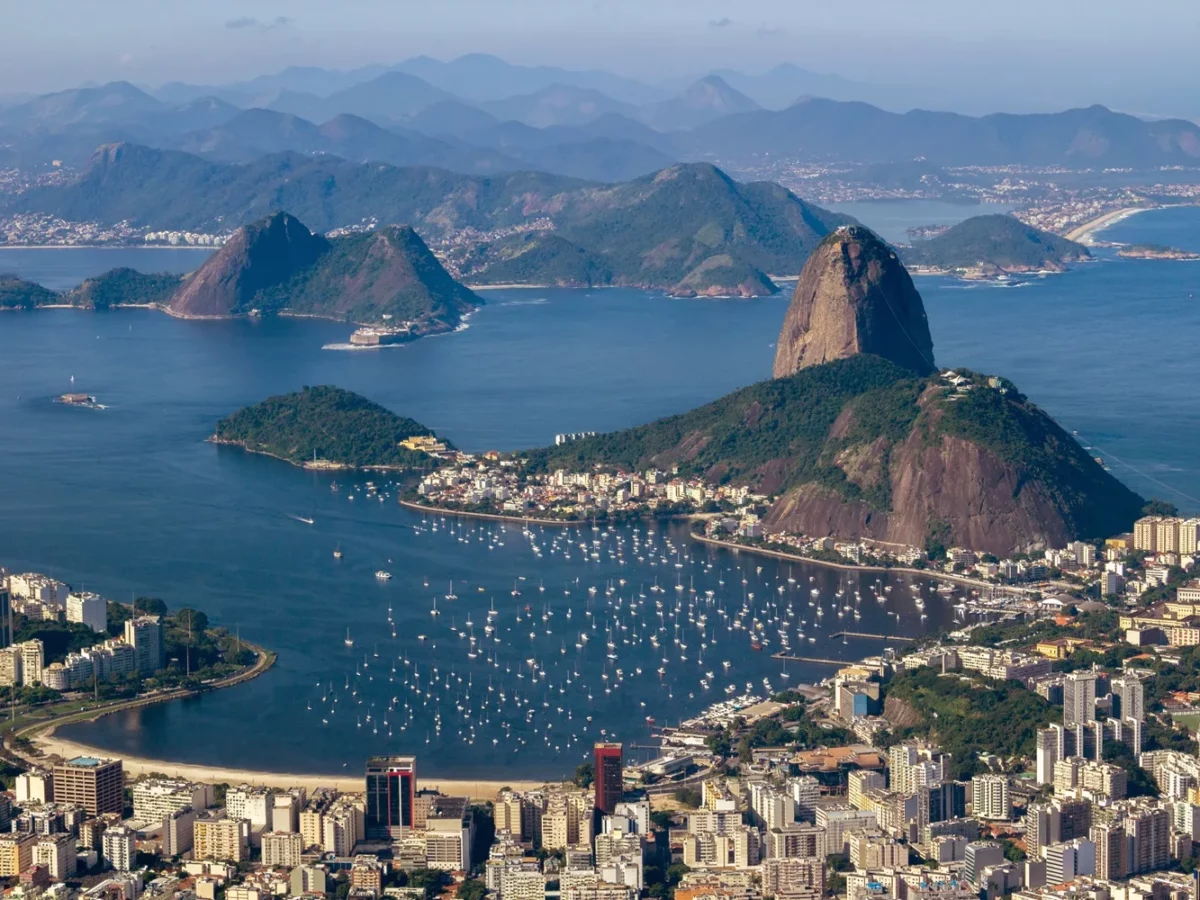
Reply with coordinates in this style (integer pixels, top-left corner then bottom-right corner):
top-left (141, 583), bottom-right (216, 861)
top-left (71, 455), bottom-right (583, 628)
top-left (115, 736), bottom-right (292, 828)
top-left (3, 0), bottom-right (1199, 115)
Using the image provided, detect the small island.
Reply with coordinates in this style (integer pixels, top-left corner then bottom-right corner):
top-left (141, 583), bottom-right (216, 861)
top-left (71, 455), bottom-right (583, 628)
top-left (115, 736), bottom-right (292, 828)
top-left (1117, 243), bottom-right (1200, 260)
top-left (54, 393), bottom-right (103, 409)
top-left (211, 385), bottom-right (452, 470)
top-left (903, 213), bottom-right (1090, 278)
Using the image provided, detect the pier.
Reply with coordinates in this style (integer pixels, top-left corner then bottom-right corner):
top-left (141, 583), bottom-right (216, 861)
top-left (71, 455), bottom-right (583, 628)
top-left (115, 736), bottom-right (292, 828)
top-left (830, 631), bottom-right (916, 642)
top-left (771, 653), bottom-right (853, 666)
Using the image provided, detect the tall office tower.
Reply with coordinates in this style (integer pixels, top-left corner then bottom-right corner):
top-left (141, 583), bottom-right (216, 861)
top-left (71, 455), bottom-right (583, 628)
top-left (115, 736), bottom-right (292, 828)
top-left (1063, 672), bottom-right (1097, 727)
top-left (594, 743), bottom-right (623, 815)
top-left (365, 756), bottom-right (417, 839)
top-left (1110, 676), bottom-right (1145, 723)
top-left (52, 757), bottom-right (124, 815)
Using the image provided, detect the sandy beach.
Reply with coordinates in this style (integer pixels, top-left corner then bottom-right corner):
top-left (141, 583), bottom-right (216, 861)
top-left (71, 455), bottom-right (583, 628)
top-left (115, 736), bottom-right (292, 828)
top-left (33, 728), bottom-right (545, 800)
top-left (1064, 206), bottom-right (1152, 243)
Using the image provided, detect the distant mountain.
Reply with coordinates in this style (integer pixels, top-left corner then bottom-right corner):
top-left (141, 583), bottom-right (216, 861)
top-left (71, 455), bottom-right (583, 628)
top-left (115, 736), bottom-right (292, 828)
top-left (505, 137), bottom-right (675, 182)
top-left (456, 162), bottom-right (853, 295)
top-left (172, 108), bottom-right (454, 167)
top-left (10, 142), bottom-right (585, 232)
top-left (683, 99), bottom-right (1200, 166)
top-left (269, 71), bottom-right (455, 122)
top-left (903, 215), bottom-right (1091, 273)
top-left (403, 100), bottom-right (500, 137)
top-left (394, 54), bottom-right (666, 106)
top-left (14, 146), bottom-right (852, 296)
top-left (712, 64), bottom-right (884, 110)
top-left (65, 268), bottom-right (183, 308)
top-left (214, 385), bottom-right (448, 470)
top-left (168, 212), bottom-right (479, 328)
top-left (640, 76), bottom-right (760, 131)
top-left (481, 84), bottom-right (638, 128)
top-left (0, 81), bottom-right (163, 129)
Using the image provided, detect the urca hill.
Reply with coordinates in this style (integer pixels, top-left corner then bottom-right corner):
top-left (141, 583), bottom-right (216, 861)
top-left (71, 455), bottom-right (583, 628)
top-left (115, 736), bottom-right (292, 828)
top-left (529, 226), bottom-right (1143, 554)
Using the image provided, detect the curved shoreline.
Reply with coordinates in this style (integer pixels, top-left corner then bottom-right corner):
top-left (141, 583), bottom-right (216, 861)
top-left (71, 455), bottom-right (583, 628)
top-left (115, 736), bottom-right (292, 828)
top-left (688, 531), bottom-right (1033, 593)
top-left (398, 499), bottom-right (706, 529)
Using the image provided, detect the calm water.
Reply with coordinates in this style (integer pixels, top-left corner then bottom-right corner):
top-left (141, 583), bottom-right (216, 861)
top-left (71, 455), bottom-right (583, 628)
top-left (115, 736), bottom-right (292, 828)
top-left (0, 207), bottom-right (1197, 777)
top-left (826, 200), bottom-right (1017, 243)
top-left (0, 247), bottom-right (212, 291)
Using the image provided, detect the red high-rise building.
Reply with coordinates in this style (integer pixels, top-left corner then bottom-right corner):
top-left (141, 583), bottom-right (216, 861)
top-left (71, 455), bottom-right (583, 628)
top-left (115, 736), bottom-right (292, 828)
top-left (594, 742), bottom-right (623, 815)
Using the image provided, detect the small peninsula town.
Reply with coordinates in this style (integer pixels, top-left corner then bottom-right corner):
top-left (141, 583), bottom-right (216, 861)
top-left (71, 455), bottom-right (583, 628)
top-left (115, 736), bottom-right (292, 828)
top-left (6, 10), bottom-right (1200, 900)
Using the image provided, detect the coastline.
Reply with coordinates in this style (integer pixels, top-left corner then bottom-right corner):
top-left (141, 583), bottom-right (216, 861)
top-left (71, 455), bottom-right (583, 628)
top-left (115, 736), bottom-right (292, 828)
top-left (688, 531), bottom-right (1032, 593)
top-left (399, 498), bottom-right (612, 528)
top-left (207, 437), bottom-right (423, 473)
top-left (30, 730), bottom-right (542, 799)
top-left (1064, 206), bottom-right (1154, 244)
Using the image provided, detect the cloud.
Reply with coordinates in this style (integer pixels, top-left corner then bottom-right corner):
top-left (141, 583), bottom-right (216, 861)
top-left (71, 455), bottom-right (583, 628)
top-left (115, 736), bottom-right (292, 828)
top-left (225, 15), bottom-right (292, 30)
top-left (708, 17), bottom-right (734, 28)
top-left (117, 52), bottom-right (134, 65)
top-left (756, 22), bottom-right (786, 36)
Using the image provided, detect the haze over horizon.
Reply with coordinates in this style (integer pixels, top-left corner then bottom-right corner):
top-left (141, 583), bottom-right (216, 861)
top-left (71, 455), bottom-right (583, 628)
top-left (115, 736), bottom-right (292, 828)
top-left (4, 0), bottom-right (1200, 118)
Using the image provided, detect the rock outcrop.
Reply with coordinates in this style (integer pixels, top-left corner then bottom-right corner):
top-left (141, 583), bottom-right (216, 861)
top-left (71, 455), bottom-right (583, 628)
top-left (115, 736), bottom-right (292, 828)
top-left (163, 211), bottom-right (479, 325)
top-left (773, 225), bottom-right (935, 377)
top-left (168, 212), bottom-right (328, 318)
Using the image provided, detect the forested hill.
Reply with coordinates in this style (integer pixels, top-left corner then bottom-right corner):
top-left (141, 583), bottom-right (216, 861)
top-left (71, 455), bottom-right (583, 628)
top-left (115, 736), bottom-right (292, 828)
top-left (213, 386), bottom-right (448, 469)
top-left (523, 355), bottom-right (1143, 555)
top-left (903, 214), bottom-right (1090, 273)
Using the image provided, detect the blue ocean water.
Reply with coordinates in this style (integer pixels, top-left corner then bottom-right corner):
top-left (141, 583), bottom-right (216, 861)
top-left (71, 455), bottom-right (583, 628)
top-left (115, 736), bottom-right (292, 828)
top-left (0, 206), bottom-right (1196, 777)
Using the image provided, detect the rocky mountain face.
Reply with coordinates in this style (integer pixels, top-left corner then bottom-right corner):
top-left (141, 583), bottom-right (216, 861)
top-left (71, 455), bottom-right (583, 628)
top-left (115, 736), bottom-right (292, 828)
top-left (773, 226), bottom-right (935, 378)
top-left (164, 212), bottom-right (479, 325)
top-left (169, 212), bottom-right (328, 317)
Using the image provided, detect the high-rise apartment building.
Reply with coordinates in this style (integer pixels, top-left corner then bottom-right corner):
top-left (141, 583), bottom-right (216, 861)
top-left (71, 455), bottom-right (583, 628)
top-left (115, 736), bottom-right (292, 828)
top-left (594, 743), bottom-right (623, 815)
top-left (1111, 675), bottom-right (1145, 723)
top-left (193, 815), bottom-right (250, 863)
top-left (66, 592), bottom-right (107, 633)
top-left (970, 775), bottom-right (1011, 820)
top-left (103, 826), bottom-right (137, 872)
top-left (365, 756), bottom-right (417, 839)
top-left (51, 756), bottom-right (123, 815)
top-left (1063, 672), bottom-right (1097, 727)
top-left (262, 831), bottom-right (304, 868)
top-left (124, 616), bottom-right (163, 674)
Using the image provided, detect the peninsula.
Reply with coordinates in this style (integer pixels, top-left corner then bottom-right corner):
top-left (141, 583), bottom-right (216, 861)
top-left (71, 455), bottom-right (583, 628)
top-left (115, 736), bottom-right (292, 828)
top-left (212, 385), bottom-right (451, 470)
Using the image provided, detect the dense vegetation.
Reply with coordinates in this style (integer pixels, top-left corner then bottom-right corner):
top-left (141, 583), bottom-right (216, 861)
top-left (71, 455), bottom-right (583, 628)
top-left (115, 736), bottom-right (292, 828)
top-left (0, 274), bottom-right (57, 309)
top-left (879, 667), bottom-right (1060, 778)
top-left (251, 225), bottom-right (479, 324)
top-left (214, 385), bottom-right (446, 468)
top-left (903, 214), bottom-right (1090, 271)
top-left (935, 382), bottom-right (1144, 538)
top-left (65, 267), bottom-right (183, 308)
top-left (524, 354), bottom-right (920, 499)
top-left (461, 234), bottom-right (613, 287)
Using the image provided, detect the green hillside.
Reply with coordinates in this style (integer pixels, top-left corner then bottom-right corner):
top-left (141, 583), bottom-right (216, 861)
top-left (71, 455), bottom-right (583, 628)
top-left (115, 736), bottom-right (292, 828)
top-left (65, 268), bottom-right (183, 308)
top-left (904, 214), bottom-right (1090, 271)
top-left (0, 274), bottom-right (58, 309)
top-left (213, 386), bottom-right (448, 468)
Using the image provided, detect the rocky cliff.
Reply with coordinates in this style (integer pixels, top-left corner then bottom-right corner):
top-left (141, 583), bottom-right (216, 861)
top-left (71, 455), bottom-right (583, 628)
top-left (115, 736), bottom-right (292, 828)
top-left (773, 226), bottom-right (935, 377)
top-left (164, 212), bottom-right (479, 325)
top-left (168, 212), bottom-right (328, 318)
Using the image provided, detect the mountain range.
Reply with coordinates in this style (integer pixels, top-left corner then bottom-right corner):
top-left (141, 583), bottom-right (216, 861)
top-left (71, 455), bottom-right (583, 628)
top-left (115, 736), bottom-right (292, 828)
top-left (11, 147), bottom-right (853, 296)
top-left (4, 59), bottom-right (1199, 179)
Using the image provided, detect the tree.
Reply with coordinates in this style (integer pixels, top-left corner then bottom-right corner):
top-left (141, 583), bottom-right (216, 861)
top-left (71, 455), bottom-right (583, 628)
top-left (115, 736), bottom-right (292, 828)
top-left (673, 788), bottom-right (701, 809)
top-left (457, 880), bottom-right (487, 900)
top-left (135, 597), bottom-right (170, 617)
top-left (574, 762), bottom-right (594, 788)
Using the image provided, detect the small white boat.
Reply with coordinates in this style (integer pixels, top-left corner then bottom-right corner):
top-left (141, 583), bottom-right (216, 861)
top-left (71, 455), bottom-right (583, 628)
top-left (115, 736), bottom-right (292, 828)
top-left (375, 570), bottom-right (392, 580)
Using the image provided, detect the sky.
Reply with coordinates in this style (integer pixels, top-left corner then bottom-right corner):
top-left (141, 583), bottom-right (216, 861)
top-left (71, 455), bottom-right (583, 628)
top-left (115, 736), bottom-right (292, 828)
top-left (3, 0), bottom-right (1199, 116)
